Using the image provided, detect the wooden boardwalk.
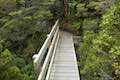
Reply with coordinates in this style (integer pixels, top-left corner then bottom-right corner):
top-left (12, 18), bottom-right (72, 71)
top-left (33, 20), bottom-right (80, 80)
top-left (48, 31), bottom-right (80, 80)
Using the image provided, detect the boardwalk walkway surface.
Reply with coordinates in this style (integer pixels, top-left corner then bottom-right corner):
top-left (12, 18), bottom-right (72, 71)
top-left (33, 20), bottom-right (80, 80)
top-left (48, 31), bottom-right (80, 80)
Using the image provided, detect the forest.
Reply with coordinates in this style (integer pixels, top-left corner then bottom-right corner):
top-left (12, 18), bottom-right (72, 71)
top-left (0, 0), bottom-right (120, 80)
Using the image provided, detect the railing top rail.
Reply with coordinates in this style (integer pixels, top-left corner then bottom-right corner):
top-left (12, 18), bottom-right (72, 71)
top-left (37, 27), bottom-right (59, 80)
top-left (33, 19), bottom-right (59, 68)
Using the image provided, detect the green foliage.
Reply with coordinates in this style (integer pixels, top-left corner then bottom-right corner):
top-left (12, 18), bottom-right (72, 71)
top-left (72, 21), bottom-right (82, 30)
top-left (0, 0), bottom-right (54, 80)
top-left (100, 3), bottom-right (120, 79)
top-left (1, 49), bottom-right (11, 58)
top-left (0, 46), bottom-right (30, 80)
top-left (33, 8), bottom-right (52, 20)
top-left (75, 0), bottom-right (110, 18)
top-left (67, 0), bottom-right (114, 33)
top-left (82, 18), bottom-right (98, 31)
top-left (8, 10), bottom-right (22, 16)
top-left (76, 3), bottom-right (87, 17)
top-left (0, 0), bottom-right (16, 8)
top-left (87, 1), bottom-right (106, 11)
top-left (80, 1), bottom-right (120, 80)
top-left (7, 66), bottom-right (30, 80)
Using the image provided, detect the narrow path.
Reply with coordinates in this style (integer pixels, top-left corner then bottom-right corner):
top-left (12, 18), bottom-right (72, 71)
top-left (49, 31), bottom-right (80, 80)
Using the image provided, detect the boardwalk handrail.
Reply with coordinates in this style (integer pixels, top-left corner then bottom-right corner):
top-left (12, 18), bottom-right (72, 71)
top-left (33, 19), bottom-right (59, 80)
top-left (45, 28), bottom-right (60, 80)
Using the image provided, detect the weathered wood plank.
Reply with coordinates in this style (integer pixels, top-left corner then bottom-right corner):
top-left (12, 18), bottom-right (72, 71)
top-left (48, 31), bottom-right (80, 80)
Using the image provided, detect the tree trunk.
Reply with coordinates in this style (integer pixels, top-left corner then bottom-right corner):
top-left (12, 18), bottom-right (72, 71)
top-left (62, 0), bottom-right (69, 20)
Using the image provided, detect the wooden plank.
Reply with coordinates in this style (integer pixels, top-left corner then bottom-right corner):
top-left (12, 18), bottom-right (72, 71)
top-left (49, 31), bottom-right (80, 80)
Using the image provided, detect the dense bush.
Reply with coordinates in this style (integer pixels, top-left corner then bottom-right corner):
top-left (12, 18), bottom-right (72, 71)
top-left (0, 0), bottom-right (54, 79)
top-left (80, 1), bottom-right (120, 80)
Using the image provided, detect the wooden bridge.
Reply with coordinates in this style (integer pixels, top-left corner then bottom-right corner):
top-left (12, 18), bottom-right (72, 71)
top-left (33, 20), bottom-right (80, 80)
